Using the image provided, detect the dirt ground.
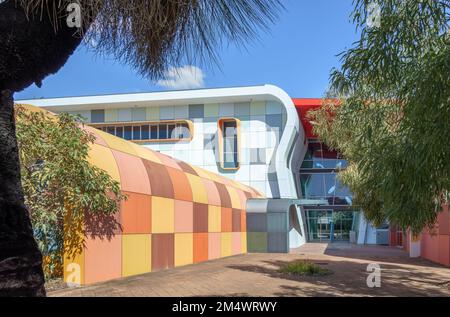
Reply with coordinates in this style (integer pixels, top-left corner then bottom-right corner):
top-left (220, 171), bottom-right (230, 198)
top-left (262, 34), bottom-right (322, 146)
top-left (49, 243), bottom-right (450, 297)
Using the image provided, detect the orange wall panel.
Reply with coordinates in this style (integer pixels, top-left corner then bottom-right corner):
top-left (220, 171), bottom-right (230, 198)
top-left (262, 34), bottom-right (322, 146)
top-left (221, 208), bottom-right (232, 232)
top-left (193, 233), bottom-right (208, 263)
top-left (121, 192), bottom-right (151, 234)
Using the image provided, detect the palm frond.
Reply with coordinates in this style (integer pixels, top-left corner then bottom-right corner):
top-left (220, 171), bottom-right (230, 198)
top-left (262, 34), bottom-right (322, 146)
top-left (16, 0), bottom-right (283, 79)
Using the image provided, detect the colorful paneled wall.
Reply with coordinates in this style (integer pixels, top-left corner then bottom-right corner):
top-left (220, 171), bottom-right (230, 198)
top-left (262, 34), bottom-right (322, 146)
top-left (246, 199), bottom-right (295, 253)
top-left (63, 125), bottom-right (263, 285)
top-left (67, 101), bottom-right (289, 198)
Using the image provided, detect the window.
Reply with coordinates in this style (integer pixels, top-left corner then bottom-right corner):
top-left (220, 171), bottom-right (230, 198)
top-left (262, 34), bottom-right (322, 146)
top-left (132, 126), bottom-right (141, 140)
top-left (90, 120), bottom-right (193, 143)
top-left (300, 141), bottom-right (347, 169)
top-left (116, 126), bottom-right (123, 138)
top-left (300, 172), bottom-right (352, 205)
top-left (91, 109), bottom-right (105, 123)
top-left (159, 124), bottom-right (167, 139)
top-left (218, 118), bottom-right (240, 170)
top-left (141, 125), bottom-right (149, 140)
top-left (106, 126), bottom-right (115, 135)
top-left (124, 126), bottom-right (132, 140)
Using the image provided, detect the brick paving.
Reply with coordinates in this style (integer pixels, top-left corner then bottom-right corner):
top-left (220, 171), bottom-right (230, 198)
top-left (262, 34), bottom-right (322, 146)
top-left (49, 243), bottom-right (450, 297)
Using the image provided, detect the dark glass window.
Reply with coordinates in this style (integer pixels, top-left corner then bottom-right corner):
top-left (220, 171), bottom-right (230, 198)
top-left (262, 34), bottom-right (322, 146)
top-left (222, 120), bottom-right (239, 169)
top-left (107, 126), bottom-right (115, 135)
top-left (141, 125), bottom-right (150, 140)
top-left (124, 126), bottom-right (132, 140)
top-left (132, 126), bottom-right (141, 140)
top-left (150, 125), bottom-right (158, 139)
top-left (300, 172), bottom-right (352, 205)
top-left (159, 124), bottom-right (167, 139)
top-left (116, 126), bottom-right (123, 138)
top-left (93, 121), bottom-right (191, 141)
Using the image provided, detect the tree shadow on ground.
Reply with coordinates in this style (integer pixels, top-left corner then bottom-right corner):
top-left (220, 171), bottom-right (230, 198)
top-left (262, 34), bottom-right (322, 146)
top-left (226, 258), bottom-right (450, 297)
top-left (322, 244), bottom-right (447, 269)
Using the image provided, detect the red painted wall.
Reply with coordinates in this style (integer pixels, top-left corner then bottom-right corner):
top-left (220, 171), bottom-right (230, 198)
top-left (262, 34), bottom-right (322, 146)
top-left (292, 98), bottom-right (322, 138)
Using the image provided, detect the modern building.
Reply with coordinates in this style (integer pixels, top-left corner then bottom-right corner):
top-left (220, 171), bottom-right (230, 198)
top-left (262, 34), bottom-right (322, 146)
top-left (20, 85), bottom-right (387, 252)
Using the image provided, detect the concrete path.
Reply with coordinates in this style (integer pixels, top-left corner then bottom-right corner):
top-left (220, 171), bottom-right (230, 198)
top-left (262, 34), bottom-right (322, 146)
top-left (49, 243), bottom-right (450, 297)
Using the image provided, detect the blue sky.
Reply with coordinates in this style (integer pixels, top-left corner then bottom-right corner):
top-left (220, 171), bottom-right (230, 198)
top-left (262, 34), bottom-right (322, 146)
top-left (16, 0), bottom-right (359, 100)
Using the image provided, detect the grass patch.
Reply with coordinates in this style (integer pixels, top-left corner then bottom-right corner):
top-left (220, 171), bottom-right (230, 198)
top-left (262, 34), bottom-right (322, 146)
top-left (279, 261), bottom-right (332, 276)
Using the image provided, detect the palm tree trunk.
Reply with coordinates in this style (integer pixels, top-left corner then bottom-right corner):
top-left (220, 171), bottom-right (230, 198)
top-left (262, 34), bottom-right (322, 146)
top-left (0, 1), bottom-right (91, 296)
top-left (0, 90), bottom-right (46, 296)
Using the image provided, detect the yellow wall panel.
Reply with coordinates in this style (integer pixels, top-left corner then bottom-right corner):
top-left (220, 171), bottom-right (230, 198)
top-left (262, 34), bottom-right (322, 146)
top-left (190, 166), bottom-right (211, 179)
top-left (99, 130), bottom-right (139, 156)
top-left (122, 234), bottom-right (151, 277)
top-left (221, 233), bottom-right (232, 257)
top-left (64, 249), bottom-right (85, 286)
top-left (186, 174), bottom-right (209, 204)
top-left (174, 233), bottom-right (193, 267)
top-left (152, 197), bottom-right (175, 233)
top-left (129, 142), bottom-right (162, 163)
top-left (241, 232), bottom-right (247, 253)
top-left (227, 187), bottom-right (242, 209)
top-left (87, 143), bottom-right (121, 183)
top-left (208, 205), bottom-right (221, 233)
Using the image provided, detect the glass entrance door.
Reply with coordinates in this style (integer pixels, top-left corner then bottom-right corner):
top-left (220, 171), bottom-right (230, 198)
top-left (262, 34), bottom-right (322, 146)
top-left (306, 210), bottom-right (356, 242)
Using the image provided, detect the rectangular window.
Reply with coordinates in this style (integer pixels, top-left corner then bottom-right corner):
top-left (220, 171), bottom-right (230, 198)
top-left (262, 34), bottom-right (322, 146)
top-left (141, 125), bottom-right (150, 140)
top-left (116, 126), bottom-right (123, 138)
top-left (90, 120), bottom-right (192, 142)
top-left (219, 119), bottom-right (240, 170)
top-left (124, 126), bottom-right (132, 140)
top-left (159, 124), bottom-right (167, 139)
top-left (132, 126), bottom-right (141, 140)
top-left (150, 125), bottom-right (158, 139)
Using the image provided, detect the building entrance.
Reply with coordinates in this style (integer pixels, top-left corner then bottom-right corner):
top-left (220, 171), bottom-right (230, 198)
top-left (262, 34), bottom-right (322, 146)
top-left (305, 210), bottom-right (357, 242)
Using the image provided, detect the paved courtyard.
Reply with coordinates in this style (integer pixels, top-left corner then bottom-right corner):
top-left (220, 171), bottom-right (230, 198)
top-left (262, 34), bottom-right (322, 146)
top-left (49, 243), bottom-right (450, 297)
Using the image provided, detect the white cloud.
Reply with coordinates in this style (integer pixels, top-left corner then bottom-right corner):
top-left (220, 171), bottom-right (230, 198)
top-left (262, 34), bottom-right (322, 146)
top-left (156, 65), bottom-right (205, 90)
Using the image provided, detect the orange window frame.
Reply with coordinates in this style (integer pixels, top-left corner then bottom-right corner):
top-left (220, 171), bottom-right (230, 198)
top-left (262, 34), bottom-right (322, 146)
top-left (217, 118), bottom-right (241, 171)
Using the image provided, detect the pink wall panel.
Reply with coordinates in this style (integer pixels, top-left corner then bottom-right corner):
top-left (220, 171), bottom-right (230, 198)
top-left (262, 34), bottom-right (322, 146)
top-left (231, 232), bottom-right (241, 255)
top-left (208, 233), bottom-right (221, 260)
top-left (174, 200), bottom-right (193, 233)
top-left (421, 233), bottom-right (440, 264)
top-left (113, 150), bottom-right (151, 195)
top-left (84, 235), bottom-right (122, 284)
top-left (153, 151), bottom-right (182, 170)
top-left (202, 179), bottom-right (221, 206)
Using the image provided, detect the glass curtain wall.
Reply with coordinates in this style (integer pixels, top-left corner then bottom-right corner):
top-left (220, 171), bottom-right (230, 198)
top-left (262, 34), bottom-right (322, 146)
top-left (300, 139), bottom-right (360, 242)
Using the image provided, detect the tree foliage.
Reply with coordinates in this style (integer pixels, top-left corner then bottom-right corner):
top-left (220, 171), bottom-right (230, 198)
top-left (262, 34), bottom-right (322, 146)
top-left (308, 0), bottom-right (450, 234)
top-left (16, 106), bottom-right (125, 279)
top-left (14, 0), bottom-right (282, 80)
